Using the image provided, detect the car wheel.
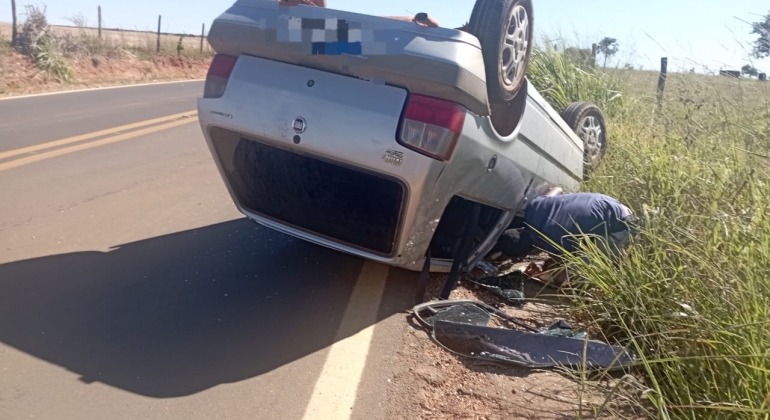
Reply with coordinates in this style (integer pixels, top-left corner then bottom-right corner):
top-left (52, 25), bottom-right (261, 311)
top-left (561, 102), bottom-right (608, 175)
top-left (468, 0), bottom-right (534, 105)
top-left (488, 81), bottom-right (528, 137)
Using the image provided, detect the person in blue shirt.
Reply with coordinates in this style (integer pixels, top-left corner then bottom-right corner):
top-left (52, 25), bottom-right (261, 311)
top-left (494, 192), bottom-right (642, 259)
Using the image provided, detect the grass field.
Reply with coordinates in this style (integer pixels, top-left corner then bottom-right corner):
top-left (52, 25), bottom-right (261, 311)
top-left (529, 48), bottom-right (770, 419)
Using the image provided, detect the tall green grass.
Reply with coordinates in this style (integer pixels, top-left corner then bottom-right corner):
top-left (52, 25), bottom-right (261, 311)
top-left (528, 48), bottom-right (770, 419)
top-left (528, 47), bottom-right (624, 115)
top-left (34, 37), bottom-right (74, 82)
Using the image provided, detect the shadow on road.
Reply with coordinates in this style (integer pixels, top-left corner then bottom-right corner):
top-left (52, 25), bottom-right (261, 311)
top-left (0, 219), bottom-right (415, 398)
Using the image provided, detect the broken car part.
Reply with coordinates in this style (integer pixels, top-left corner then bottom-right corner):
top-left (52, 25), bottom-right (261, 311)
top-left (413, 300), bottom-right (637, 371)
top-left (414, 300), bottom-right (539, 333)
top-left (464, 271), bottom-right (527, 306)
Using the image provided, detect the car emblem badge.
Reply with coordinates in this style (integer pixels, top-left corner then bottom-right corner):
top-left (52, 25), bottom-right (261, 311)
top-left (382, 149), bottom-right (404, 167)
top-left (293, 117), bottom-right (307, 134)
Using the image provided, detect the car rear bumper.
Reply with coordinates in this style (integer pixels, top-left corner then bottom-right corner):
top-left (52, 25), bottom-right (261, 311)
top-left (200, 125), bottom-right (450, 271)
top-left (208, 127), bottom-right (407, 256)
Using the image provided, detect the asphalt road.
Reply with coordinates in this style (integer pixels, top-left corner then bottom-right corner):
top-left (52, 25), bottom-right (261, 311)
top-left (0, 82), bottom-right (416, 420)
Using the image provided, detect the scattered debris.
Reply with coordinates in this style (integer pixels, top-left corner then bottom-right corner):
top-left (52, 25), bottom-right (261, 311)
top-left (413, 300), bottom-right (636, 371)
top-left (524, 260), bottom-right (545, 277)
top-left (464, 271), bottom-right (527, 306)
top-left (524, 258), bottom-right (569, 287)
top-left (540, 320), bottom-right (587, 340)
top-left (475, 259), bottom-right (499, 276)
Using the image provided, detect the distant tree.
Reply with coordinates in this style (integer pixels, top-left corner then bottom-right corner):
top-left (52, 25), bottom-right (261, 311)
top-left (596, 37), bottom-right (619, 68)
top-left (751, 11), bottom-right (770, 59)
top-left (742, 64), bottom-right (759, 77)
top-left (689, 67), bottom-right (696, 74)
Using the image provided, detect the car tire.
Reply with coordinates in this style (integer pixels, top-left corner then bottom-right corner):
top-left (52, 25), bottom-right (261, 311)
top-left (561, 102), bottom-right (608, 176)
top-left (468, 0), bottom-right (534, 105)
top-left (488, 81), bottom-right (528, 137)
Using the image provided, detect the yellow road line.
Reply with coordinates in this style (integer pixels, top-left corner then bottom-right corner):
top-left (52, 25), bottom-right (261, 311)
top-left (0, 110), bottom-right (197, 161)
top-left (0, 116), bottom-right (199, 172)
top-left (302, 261), bottom-right (389, 420)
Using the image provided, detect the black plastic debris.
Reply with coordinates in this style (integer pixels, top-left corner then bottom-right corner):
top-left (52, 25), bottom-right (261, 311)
top-left (540, 320), bottom-right (588, 340)
top-left (415, 300), bottom-right (538, 332)
top-left (465, 272), bottom-right (527, 306)
top-left (476, 260), bottom-right (500, 276)
top-left (432, 302), bottom-right (491, 326)
top-left (413, 300), bottom-right (636, 371)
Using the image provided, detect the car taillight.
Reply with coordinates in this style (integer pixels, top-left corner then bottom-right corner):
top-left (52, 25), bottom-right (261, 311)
top-left (398, 94), bottom-right (466, 161)
top-left (203, 54), bottom-right (238, 99)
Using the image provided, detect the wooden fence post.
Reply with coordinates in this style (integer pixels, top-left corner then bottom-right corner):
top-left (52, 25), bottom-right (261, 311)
top-left (156, 15), bottom-right (162, 53)
top-left (98, 6), bottom-right (102, 38)
top-left (11, 0), bottom-right (18, 47)
top-left (200, 23), bottom-right (205, 54)
top-left (657, 57), bottom-right (668, 110)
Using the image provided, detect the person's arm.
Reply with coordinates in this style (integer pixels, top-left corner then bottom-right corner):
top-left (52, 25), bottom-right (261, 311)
top-left (280, 0), bottom-right (327, 6)
top-left (382, 15), bottom-right (440, 28)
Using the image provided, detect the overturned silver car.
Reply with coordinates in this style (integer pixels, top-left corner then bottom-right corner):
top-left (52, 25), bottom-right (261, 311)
top-left (197, 0), bottom-right (608, 272)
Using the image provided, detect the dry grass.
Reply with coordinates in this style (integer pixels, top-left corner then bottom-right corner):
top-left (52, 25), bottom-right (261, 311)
top-left (0, 22), bottom-right (214, 57)
top-left (0, 18), bottom-right (212, 96)
top-left (0, 46), bottom-right (210, 96)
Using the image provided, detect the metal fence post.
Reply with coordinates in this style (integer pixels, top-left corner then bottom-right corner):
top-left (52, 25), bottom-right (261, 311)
top-left (156, 15), bottom-right (162, 53)
top-left (657, 57), bottom-right (668, 110)
top-left (11, 0), bottom-right (18, 46)
top-left (200, 23), bottom-right (205, 54)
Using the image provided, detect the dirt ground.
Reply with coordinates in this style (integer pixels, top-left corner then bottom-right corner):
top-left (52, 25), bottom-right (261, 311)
top-left (386, 257), bottom-right (646, 420)
top-left (0, 48), bottom-right (209, 97)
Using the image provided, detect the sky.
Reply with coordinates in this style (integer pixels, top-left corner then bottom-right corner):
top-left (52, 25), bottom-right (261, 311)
top-left (2, 0), bottom-right (769, 73)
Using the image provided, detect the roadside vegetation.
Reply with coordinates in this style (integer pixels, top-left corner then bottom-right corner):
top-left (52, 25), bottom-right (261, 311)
top-left (528, 45), bottom-right (770, 419)
top-left (0, 5), bottom-right (213, 95)
top-left (528, 47), bottom-right (624, 115)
